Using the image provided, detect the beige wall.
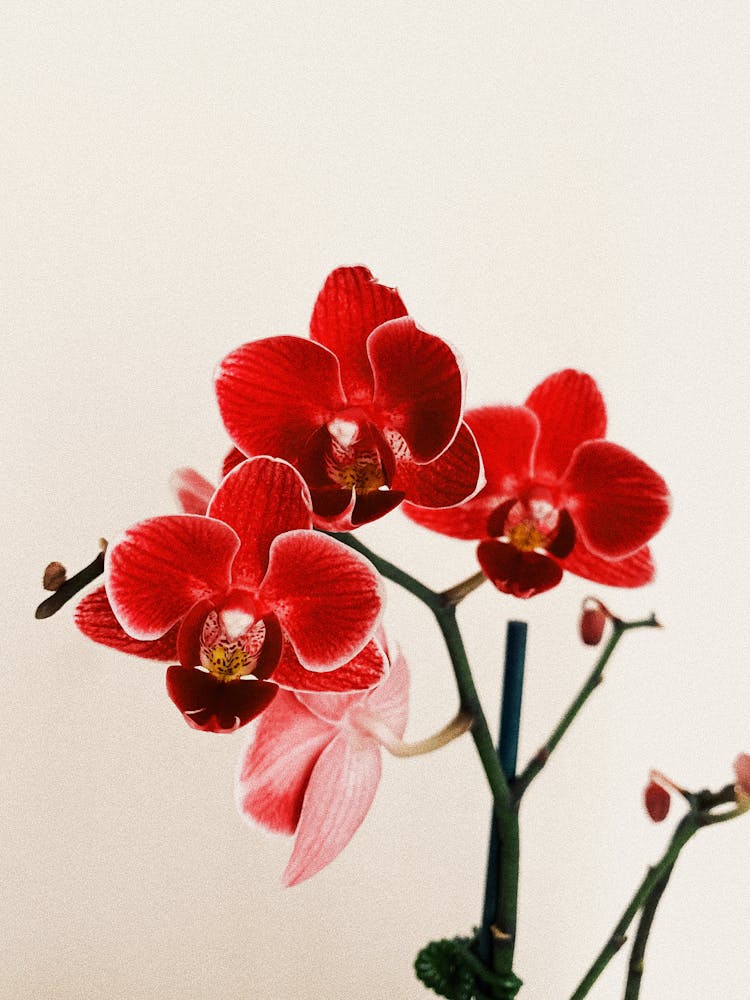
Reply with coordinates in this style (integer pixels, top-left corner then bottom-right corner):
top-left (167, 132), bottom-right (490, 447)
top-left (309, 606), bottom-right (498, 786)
top-left (5, 3), bottom-right (750, 997)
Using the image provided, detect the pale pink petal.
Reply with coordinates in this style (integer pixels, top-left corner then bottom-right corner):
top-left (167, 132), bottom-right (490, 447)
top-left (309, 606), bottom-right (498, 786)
top-left (235, 689), bottom-right (335, 834)
top-left (364, 641), bottom-right (409, 739)
top-left (283, 733), bottom-right (382, 886)
top-left (258, 530), bottom-right (384, 671)
top-left (105, 515), bottom-right (239, 640)
top-left (170, 467), bottom-right (215, 515)
top-left (208, 457), bottom-right (313, 589)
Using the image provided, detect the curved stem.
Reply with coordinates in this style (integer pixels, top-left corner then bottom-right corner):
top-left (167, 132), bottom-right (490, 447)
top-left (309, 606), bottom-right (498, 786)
top-left (513, 615), bottom-right (660, 800)
top-left (623, 865), bottom-right (673, 1000)
top-left (357, 708), bottom-right (473, 757)
top-left (569, 814), bottom-right (698, 1000)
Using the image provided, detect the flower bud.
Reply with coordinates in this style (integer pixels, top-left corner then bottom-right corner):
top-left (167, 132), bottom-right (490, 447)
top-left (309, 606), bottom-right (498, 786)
top-left (644, 779), bottom-right (670, 822)
top-left (579, 600), bottom-right (608, 646)
top-left (733, 753), bottom-right (750, 807)
top-left (43, 561), bottom-right (67, 591)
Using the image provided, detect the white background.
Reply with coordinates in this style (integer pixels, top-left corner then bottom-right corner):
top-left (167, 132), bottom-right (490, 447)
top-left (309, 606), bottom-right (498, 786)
top-left (4, 3), bottom-right (750, 998)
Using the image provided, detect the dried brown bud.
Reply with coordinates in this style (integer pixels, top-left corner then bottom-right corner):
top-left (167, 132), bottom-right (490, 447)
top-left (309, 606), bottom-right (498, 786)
top-left (43, 561), bottom-right (67, 591)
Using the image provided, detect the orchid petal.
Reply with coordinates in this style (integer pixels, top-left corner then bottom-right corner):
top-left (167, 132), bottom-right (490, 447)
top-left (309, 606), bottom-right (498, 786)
top-left (465, 406), bottom-right (538, 496)
top-left (310, 266), bottom-right (407, 403)
top-left (283, 732), bottom-right (382, 886)
top-left (370, 318), bottom-right (464, 462)
top-left (365, 640), bottom-right (409, 739)
top-left (477, 540), bottom-right (562, 598)
top-left (401, 408), bottom-right (535, 539)
top-left (221, 446), bottom-right (246, 478)
top-left (563, 541), bottom-right (655, 587)
top-left (208, 457), bottom-right (313, 589)
top-left (392, 421), bottom-right (482, 510)
top-left (75, 586), bottom-right (179, 660)
top-left (216, 336), bottom-right (346, 461)
top-left (259, 530), bottom-right (384, 671)
top-left (170, 468), bottom-right (215, 515)
top-left (525, 370), bottom-right (607, 480)
top-left (166, 666), bottom-right (277, 733)
top-left (235, 689), bottom-right (335, 834)
top-left (273, 637), bottom-right (388, 693)
top-left (563, 441), bottom-right (670, 558)
top-left (105, 515), bottom-right (239, 640)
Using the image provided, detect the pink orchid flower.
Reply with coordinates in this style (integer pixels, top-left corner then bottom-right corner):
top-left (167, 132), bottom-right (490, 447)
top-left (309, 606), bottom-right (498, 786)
top-left (214, 266), bottom-right (483, 530)
top-left (94, 456), bottom-right (386, 733)
top-left (405, 370), bottom-right (670, 598)
top-left (236, 633), bottom-right (409, 885)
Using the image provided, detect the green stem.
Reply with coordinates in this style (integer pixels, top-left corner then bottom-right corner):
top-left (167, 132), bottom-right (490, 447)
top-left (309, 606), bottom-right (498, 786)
top-left (513, 615), bottom-right (660, 800)
top-left (569, 814), bottom-right (698, 1000)
top-left (623, 866), bottom-right (673, 1000)
top-left (479, 623), bottom-right (527, 989)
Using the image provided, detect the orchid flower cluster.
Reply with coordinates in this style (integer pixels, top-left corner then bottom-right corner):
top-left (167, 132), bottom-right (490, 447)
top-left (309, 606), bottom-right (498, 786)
top-left (38, 266), bottom-right (748, 999)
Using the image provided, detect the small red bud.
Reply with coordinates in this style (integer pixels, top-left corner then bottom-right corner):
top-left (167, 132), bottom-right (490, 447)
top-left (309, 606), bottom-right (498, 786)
top-left (579, 605), bottom-right (607, 646)
top-left (644, 779), bottom-right (670, 822)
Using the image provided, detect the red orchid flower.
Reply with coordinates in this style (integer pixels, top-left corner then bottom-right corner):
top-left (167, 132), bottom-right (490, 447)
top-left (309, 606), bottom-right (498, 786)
top-left (404, 370), bottom-right (671, 598)
top-left (214, 266), bottom-right (483, 530)
top-left (99, 456), bottom-right (386, 732)
top-left (236, 632), bottom-right (409, 885)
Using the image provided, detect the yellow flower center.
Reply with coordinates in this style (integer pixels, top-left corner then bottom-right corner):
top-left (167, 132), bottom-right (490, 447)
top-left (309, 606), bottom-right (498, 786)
top-left (204, 643), bottom-right (251, 680)
top-left (506, 521), bottom-right (549, 552)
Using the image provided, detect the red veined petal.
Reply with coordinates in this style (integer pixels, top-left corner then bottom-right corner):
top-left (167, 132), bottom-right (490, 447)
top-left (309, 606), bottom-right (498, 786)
top-left (235, 689), bottom-right (335, 834)
top-left (222, 446), bottom-right (246, 478)
top-left (165, 666), bottom-right (277, 733)
top-left (477, 539), bottom-right (563, 598)
top-left (525, 370), bottom-right (607, 480)
top-left (105, 515), bottom-right (239, 640)
top-left (258, 530), bottom-right (384, 671)
top-left (215, 336), bottom-right (346, 461)
top-left (273, 637), bottom-right (387, 693)
top-left (403, 494), bottom-right (496, 540)
top-left (75, 586), bottom-right (179, 660)
top-left (563, 541), bottom-right (655, 587)
top-left (283, 732), bottom-right (382, 885)
top-left (402, 408), bottom-right (536, 539)
top-left (309, 266), bottom-right (407, 404)
top-left (465, 406), bottom-right (538, 496)
top-left (392, 421), bottom-right (482, 509)
top-left (369, 318), bottom-right (464, 462)
top-left (208, 457), bottom-right (313, 589)
top-left (563, 441), bottom-right (670, 558)
top-left (170, 468), bottom-right (215, 515)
